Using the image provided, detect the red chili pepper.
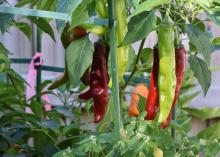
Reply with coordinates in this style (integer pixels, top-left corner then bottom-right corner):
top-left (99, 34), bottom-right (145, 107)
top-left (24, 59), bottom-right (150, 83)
top-left (79, 41), bottom-right (109, 123)
top-left (162, 47), bottom-right (186, 128)
top-left (145, 48), bottom-right (159, 120)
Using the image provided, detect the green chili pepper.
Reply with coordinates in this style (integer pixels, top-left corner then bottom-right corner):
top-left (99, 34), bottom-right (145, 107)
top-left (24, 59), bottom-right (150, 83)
top-left (114, 0), bottom-right (129, 83)
top-left (158, 15), bottom-right (176, 123)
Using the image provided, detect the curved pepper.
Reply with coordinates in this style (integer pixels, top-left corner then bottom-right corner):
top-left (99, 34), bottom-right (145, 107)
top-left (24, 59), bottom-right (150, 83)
top-left (145, 48), bottom-right (159, 120)
top-left (114, 0), bottom-right (129, 83)
top-left (79, 41), bottom-right (109, 123)
top-left (48, 26), bottom-right (87, 90)
top-left (162, 47), bottom-right (186, 128)
top-left (158, 16), bottom-right (177, 123)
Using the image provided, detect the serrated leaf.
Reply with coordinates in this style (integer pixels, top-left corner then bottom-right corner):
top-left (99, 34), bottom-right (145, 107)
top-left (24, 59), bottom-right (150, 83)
top-left (27, 16), bottom-right (55, 41)
top-left (66, 36), bottom-right (94, 86)
top-left (120, 11), bottom-right (158, 46)
top-left (131, 0), bottom-right (171, 17)
top-left (14, 22), bottom-right (32, 40)
top-left (183, 106), bottom-right (220, 120)
top-left (185, 24), bottom-right (212, 65)
top-left (70, 0), bottom-right (89, 29)
top-left (0, 13), bottom-right (14, 33)
top-left (189, 55), bottom-right (211, 96)
top-left (198, 121), bottom-right (220, 140)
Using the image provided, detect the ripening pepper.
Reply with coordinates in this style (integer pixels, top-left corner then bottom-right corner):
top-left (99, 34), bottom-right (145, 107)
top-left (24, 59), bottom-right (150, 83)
top-left (79, 41), bottom-right (109, 123)
top-left (162, 47), bottom-right (186, 128)
top-left (129, 84), bottom-right (148, 116)
top-left (145, 48), bottom-right (159, 120)
top-left (158, 15), bottom-right (177, 123)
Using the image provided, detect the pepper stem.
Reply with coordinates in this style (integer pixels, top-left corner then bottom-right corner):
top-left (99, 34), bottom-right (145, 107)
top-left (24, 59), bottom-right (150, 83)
top-left (108, 0), bottom-right (122, 139)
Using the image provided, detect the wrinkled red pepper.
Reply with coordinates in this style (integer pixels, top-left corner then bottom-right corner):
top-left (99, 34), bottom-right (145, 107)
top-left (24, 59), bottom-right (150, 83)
top-left (78, 41), bottom-right (109, 123)
top-left (162, 47), bottom-right (186, 128)
top-left (145, 48), bottom-right (159, 120)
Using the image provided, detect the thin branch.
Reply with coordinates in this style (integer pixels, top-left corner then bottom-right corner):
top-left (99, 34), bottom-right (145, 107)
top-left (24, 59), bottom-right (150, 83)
top-left (122, 38), bottom-right (146, 89)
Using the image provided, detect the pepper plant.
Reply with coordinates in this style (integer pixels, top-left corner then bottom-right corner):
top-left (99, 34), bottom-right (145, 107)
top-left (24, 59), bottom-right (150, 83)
top-left (0, 0), bottom-right (220, 156)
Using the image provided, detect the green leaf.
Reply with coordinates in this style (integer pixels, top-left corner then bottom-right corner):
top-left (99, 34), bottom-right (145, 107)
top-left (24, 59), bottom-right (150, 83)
top-left (183, 106), bottom-right (220, 120)
top-left (30, 101), bottom-right (43, 117)
top-left (15, 0), bottom-right (36, 7)
top-left (198, 121), bottom-right (220, 140)
top-left (14, 22), bottom-right (32, 40)
top-left (70, 0), bottom-right (89, 29)
top-left (0, 13), bottom-right (14, 33)
top-left (0, 42), bottom-right (10, 56)
top-left (27, 16), bottom-right (55, 41)
top-left (36, 0), bottom-right (56, 11)
top-left (185, 24), bottom-right (212, 65)
top-left (140, 48), bottom-right (153, 72)
top-left (131, 0), bottom-right (171, 17)
top-left (66, 36), bottom-right (94, 86)
top-left (7, 69), bottom-right (25, 97)
top-left (126, 46), bottom-right (137, 72)
top-left (212, 37), bottom-right (220, 46)
top-left (120, 11), bottom-right (158, 46)
top-left (189, 55), bottom-right (211, 96)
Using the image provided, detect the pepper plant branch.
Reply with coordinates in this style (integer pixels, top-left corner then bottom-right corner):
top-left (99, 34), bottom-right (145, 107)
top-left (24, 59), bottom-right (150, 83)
top-left (122, 38), bottom-right (146, 89)
top-left (108, 0), bottom-right (122, 139)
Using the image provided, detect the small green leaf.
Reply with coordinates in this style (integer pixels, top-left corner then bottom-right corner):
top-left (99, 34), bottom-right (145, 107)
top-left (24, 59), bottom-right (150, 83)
top-left (131, 0), bottom-right (171, 17)
top-left (185, 24), bottom-right (212, 65)
top-left (7, 69), bottom-right (25, 97)
top-left (212, 37), bottom-right (220, 46)
top-left (120, 11), bottom-right (158, 46)
top-left (14, 22), bottom-right (32, 40)
top-left (140, 48), bottom-right (153, 72)
top-left (198, 121), bottom-right (220, 140)
top-left (189, 55), bottom-right (211, 96)
top-left (27, 16), bottom-right (55, 41)
top-left (66, 36), bottom-right (94, 87)
top-left (126, 46), bottom-right (137, 72)
top-left (0, 13), bottom-right (14, 33)
top-left (30, 101), bottom-right (43, 117)
top-left (0, 42), bottom-right (10, 56)
top-left (183, 106), bottom-right (220, 120)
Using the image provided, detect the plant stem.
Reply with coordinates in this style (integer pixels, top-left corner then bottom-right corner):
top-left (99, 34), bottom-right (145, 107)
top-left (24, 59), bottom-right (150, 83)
top-left (108, 0), bottom-right (121, 139)
top-left (122, 38), bottom-right (146, 89)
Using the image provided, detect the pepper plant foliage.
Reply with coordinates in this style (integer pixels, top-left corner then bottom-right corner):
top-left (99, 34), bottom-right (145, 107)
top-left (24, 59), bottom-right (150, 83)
top-left (0, 0), bottom-right (220, 156)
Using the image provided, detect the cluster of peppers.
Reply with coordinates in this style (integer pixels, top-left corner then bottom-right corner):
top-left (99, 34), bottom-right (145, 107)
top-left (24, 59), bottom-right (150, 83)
top-left (145, 16), bottom-right (186, 128)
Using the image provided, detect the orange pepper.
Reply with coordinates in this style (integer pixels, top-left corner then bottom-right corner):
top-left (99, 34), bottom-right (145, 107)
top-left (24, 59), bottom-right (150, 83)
top-left (129, 84), bottom-right (148, 116)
